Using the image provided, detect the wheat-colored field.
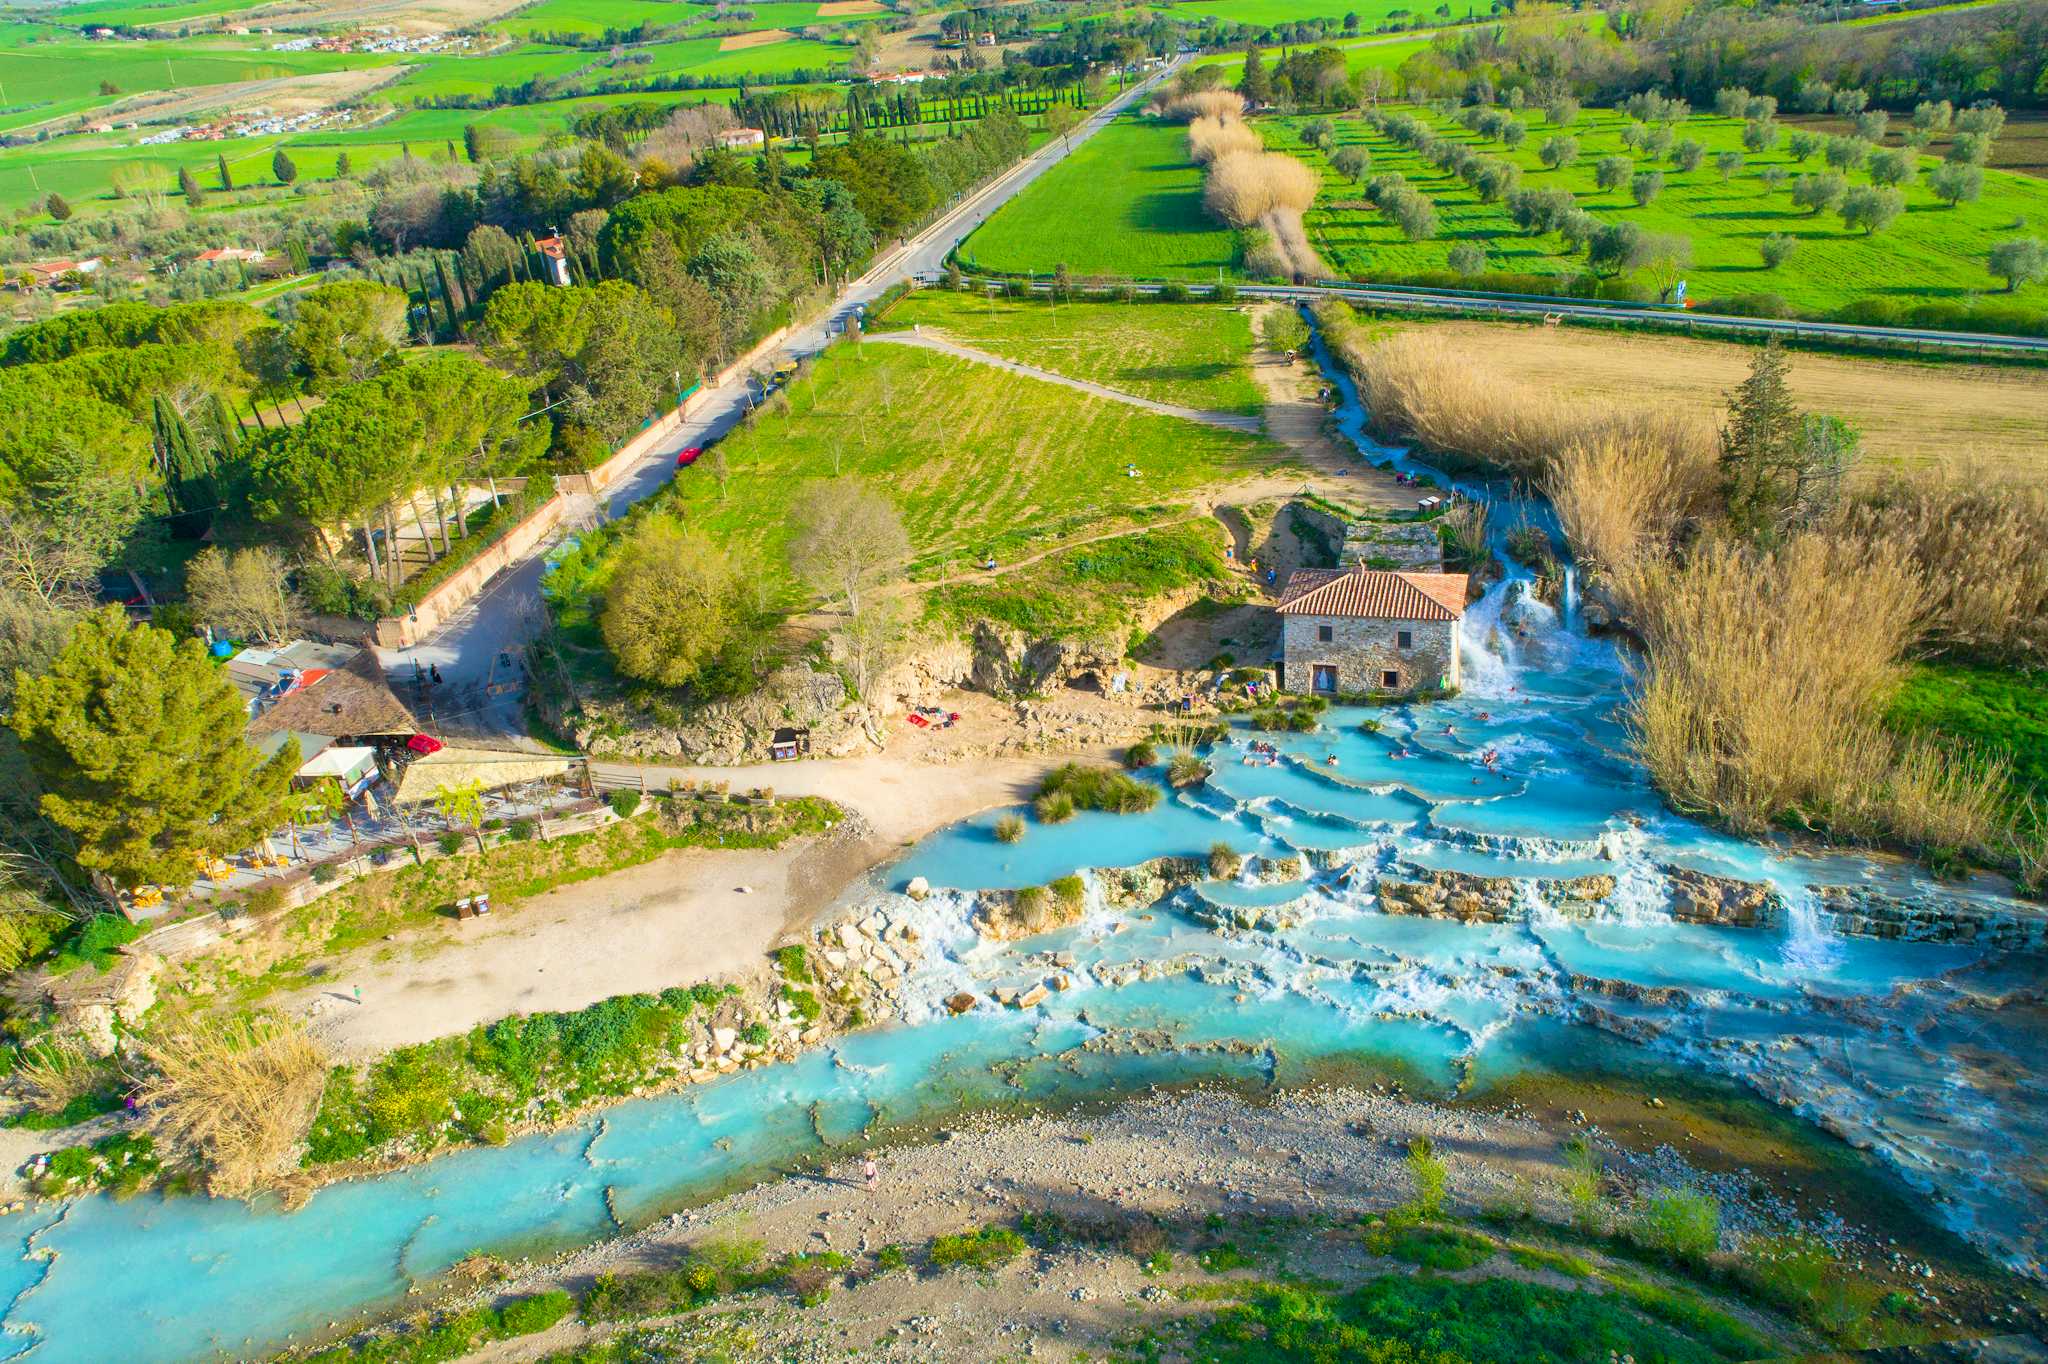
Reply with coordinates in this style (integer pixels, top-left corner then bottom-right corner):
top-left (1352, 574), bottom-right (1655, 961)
top-left (1409, 321), bottom-right (2048, 484)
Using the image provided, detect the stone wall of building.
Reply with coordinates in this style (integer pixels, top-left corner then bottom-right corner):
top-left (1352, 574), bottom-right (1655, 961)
top-left (1280, 613), bottom-right (1458, 696)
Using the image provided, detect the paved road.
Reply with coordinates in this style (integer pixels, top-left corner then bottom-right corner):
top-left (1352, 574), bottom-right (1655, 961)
top-left (865, 329), bottom-right (1263, 432)
top-left (926, 274), bottom-right (2048, 357)
top-left (376, 61), bottom-right (1181, 738)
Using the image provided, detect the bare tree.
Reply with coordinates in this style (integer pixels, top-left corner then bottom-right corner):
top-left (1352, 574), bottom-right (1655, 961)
top-left (187, 547), bottom-right (302, 645)
top-left (790, 481), bottom-right (910, 618)
top-left (837, 595), bottom-right (910, 745)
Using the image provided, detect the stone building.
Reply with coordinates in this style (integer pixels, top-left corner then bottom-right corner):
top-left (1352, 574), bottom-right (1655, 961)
top-left (1275, 568), bottom-right (1469, 697)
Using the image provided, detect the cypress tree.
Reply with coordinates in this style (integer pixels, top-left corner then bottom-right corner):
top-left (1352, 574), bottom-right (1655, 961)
top-left (217, 153), bottom-right (233, 191)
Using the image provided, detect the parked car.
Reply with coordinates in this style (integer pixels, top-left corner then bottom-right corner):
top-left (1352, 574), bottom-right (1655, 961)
top-left (676, 446), bottom-right (704, 467)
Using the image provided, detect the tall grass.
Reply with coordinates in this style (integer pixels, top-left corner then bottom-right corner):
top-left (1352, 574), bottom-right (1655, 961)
top-left (136, 1011), bottom-right (327, 1198)
top-left (1202, 151), bottom-right (1318, 228)
top-left (1341, 329), bottom-right (1712, 483)
top-left (1188, 114), bottom-right (1263, 165)
top-left (1546, 431), bottom-right (1719, 589)
top-left (1620, 532), bottom-right (2009, 856)
top-left (1841, 467), bottom-right (2048, 666)
top-left (1153, 89), bottom-right (1245, 123)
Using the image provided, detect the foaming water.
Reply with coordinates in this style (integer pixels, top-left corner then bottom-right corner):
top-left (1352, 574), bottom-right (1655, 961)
top-left (3, 318), bottom-right (2044, 1363)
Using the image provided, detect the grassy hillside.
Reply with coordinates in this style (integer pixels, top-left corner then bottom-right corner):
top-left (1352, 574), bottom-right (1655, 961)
top-left (546, 337), bottom-right (1288, 640)
top-left (873, 291), bottom-right (1267, 415)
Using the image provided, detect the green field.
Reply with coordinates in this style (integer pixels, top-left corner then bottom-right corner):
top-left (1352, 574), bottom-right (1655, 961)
top-left (1278, 104), bottom-right (2048, 310)
top-left (957, 113), bottom-right (1239, 280)
top-left (46, 0), bottom-right (271, 24)
top-left (874, 290), bottom-right (1267, 416)
top-left (1174, 0), bottom-right (1433, 27)
top-left (0, 31), bottom-right (391, 108)
top-left (549, 338), bottom-right (1285, 630)
top-left (499, 0), bottom-right (840, 36)
top-left (1193, 32), bottom-right (1437, 84)
top-left (381, 44), bottom-right (598, 101)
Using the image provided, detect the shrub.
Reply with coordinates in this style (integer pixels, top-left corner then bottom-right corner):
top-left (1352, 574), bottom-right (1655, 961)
top-left (1168, 752), bottom-right (1210, 787)
top-left (1036, 763), bottom-right (1161, 814)
top-left (1048, 874), bottom-right (1086, 915)
top-left (1033, 790), bottom-right (1076, 824)
top-left (1123, 739), bottom-right (1158, 769)
top-left (993, 813), bottom-right (1026, 843)
top-left (772, 944), bottom-right (811, 983)
top-left (929, 1224), bottom-right (1026, 1269)
top-left (311, 863), bottom-right (338, 885)
top-left (607, 789), bottom-right (641, 818)
top-left (507, 817), bottom-right (536, 841)
top-left (1631, 1188), bottom-right (1721, 1263)
top-left (782, 986), bottom-right (821, 1022)
top-left (1406, 1137), bottom-right (1448, 1218)
top-left (1157, 280), bottom-right (1190, 302)
top-left (1208, 842), bottom-right (1243, 879)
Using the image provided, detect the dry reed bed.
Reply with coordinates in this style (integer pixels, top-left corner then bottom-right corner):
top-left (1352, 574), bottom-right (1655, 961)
top-left (136, 1010), bottom-right (327, 1198)
top-left (1178, 100), bottom-right (1325, 282)
top-left (1316, 302), bottom-right (2042, 871)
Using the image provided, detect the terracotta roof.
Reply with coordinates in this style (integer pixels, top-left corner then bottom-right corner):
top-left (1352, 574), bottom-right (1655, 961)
top-left (1276, 568), bottom-right (1470, 621)
top-left (534, 235), bottom-right (567, 258)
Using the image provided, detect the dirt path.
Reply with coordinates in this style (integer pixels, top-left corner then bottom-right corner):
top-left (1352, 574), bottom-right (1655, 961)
top-left (866, 331), bottom-right (1265, 432)
top-left (1250, 304), bottom-right (1407, 510)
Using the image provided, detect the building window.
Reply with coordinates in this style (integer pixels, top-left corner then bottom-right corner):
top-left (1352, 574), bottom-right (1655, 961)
top-left (1317, 624), bottom-right (1334, 643)
top-left (1397, 629), bottom-right (1412, 650)
top-left (1312, 664), bottom-right (1338, 693)
top-left (1380, 669), bottom-right (1400, 689)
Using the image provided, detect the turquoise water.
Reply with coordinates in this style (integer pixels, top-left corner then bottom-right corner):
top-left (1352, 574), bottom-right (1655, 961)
top-left (5, 323), bottom-right (2045, 1361)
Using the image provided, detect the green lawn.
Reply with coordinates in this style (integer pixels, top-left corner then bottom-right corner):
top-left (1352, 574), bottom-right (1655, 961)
top-left (1194, 32), bottom-right (1438, 84)
top-left (0, 32), bottom-right (390, 107)
top-left (1174, 0), bottom-right (1435, 26)
top-left (380, 45), bottom-right (597, 102)
top-left (957, 112), bottom-right (1240, 280)
top-left (1886, 660), bottom-right (2048, 811)
top-left (1276, 104), bottom-right (2048, 312)
top-left (548, 339), bottom-right (1286, 628)
top-left (874, 290), bottom-right (1267, 415)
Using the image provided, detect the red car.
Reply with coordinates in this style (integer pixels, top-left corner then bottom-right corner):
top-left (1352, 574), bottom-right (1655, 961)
top-left (676, 446), bottom-right (704, 468)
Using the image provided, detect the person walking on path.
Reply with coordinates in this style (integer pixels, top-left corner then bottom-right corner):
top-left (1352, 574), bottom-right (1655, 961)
top-left (353, 986), bottom-right (363, 1005)
top-left (862, 1153), bottom-right (879, 1191)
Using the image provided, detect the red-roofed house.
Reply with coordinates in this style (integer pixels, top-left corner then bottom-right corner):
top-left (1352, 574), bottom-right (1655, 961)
top-left (532, 234), bottom-right (572, 286)
top-left (196, 247), bottom-right (266, 265)
top-left (1276, 568), bottom-right (1470, 697)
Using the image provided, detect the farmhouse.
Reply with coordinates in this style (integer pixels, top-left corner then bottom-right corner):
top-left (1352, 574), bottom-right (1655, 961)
top-left (1276, 568), bottom-right (1469, 698)
top-left (532, 235), bottom-right (573, 286)
top-left (715, 127), bottom-right (767, 150)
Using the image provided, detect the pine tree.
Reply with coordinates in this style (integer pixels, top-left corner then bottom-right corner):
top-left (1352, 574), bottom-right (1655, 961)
top-left (152, 395), bottom-right (215, 525)
top-left (179, 165), bottom-right (206, 209)
top-left (1241, 45), bottom-right (1274, 106)
top-left (44, 193), bottom-right (71, 221)
top-left (217, 153), bottom-right (233, 191)
top-left (205, 392), bottom-right (241, 461)
top-left (1717, 339), bottom-right (1804, 544)
top-left (10, 608), bottom-right (299, 891)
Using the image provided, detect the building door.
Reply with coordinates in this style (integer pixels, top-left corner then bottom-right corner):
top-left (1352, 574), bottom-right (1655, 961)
top-left (1312, 665), bottom-right (1338, 694)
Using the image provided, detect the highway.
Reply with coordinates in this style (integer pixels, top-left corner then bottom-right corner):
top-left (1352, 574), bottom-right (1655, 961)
top-left (375, 59), bottom-right (1182, 739)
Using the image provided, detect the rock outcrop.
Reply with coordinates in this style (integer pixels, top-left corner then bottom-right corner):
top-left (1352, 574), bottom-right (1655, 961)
top-left (1374, 868), bottom-right (1615, 923)
top-left (1661, 866), bottom-right (1784, 929)
top-left (1814, 884), bottom-right (2048, 949)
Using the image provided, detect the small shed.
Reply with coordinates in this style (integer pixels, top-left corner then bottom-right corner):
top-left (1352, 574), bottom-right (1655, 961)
top-left (769, 726), bottom-right (810, 761)
top-left (296, 745), bottom-right (380, 798)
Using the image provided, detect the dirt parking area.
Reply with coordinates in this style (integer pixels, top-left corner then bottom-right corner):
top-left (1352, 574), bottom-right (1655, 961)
top-left (1408, 320), bottom-right (2048, 486)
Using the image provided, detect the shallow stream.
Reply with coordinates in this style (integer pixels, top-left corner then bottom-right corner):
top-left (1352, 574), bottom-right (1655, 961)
top-left (3, 324), bottom-right (2043, 1362)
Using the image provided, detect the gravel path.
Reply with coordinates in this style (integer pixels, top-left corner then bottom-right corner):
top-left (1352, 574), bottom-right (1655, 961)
top-left (865, 331), bottom-right (1268, 433)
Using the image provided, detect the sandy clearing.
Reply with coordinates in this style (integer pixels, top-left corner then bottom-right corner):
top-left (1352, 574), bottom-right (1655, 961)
top-left (286, 754), bottom-right (1060, 1054)
top-left (1408, 320), bottom-right (2048, 486)
top-left (718, 26), bottom-right (793, 49)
